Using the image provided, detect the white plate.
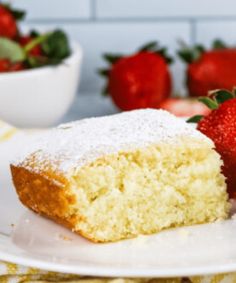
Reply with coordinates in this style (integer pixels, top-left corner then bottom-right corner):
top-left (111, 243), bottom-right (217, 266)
top-left (1, 133), bottom-right (236, 278)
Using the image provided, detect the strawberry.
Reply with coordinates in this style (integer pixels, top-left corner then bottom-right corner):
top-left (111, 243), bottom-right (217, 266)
top-left (0, 59), bottom-right (25, 73)
top-left (178, 40), bottom-right (236, 97)
top-left (0, 4), bottom-right (24, 39)
top-left (159, 97), bottom-right (211, 117)
top-left (9, 62), bottom-right (25, 72)
top-left (188, 89), bottom-right (236, 199)
top-left (0, 59), bottom-right (10, 72)
top-left (19, 35), bottom-right (42, 57)
top-left (99, 42), bottom-right (172, 111)
top-left (0, 5), bottom-right (17, 39)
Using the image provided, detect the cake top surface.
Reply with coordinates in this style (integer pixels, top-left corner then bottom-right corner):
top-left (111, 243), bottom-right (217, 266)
top-left (16, 109), bottom-right (212, 175)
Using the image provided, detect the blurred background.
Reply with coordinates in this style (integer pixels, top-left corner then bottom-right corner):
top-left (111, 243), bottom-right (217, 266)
top-left (5, 0), bottom-right (234, 92)
top-left (0, 0), bottom-right (236, 125)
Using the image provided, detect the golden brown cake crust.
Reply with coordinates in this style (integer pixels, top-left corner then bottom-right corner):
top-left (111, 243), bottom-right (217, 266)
top-left (10, 165), bottom-right (101, 243)
top-left (11, 164), bottom-right (71, 216)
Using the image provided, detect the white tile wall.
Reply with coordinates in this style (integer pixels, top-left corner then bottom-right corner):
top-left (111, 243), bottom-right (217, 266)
top-left (2, 0), bottom-right (236, 95)
top-left (6, 0), bottom-right (236, 20)
top-left (3, 0), bottom-right (91, 20)
top-left (96, 0), bottom-right (236, 19)
top-left (196, 21), bottom-right (236, 46)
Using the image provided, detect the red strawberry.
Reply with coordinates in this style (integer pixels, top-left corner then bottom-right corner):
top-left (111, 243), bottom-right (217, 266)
top-left (99, 42), bottom-right (172, 111)
top-left (178, 40), bottom-right (236, 97)
top-left (0, 59), bottom-right (25, 73)
top-left (9, 62), bottom-right (25, 72)
top-left (19, 36), bottom-right (42, 56)
top-left (188, 89), bottom-right (236, 199)
top-left (0, 59), bottom-right (10, 72)
top-left (159, 97), bottom-right (210, 117)
top-left (0, 5), bottom-right (17, 39)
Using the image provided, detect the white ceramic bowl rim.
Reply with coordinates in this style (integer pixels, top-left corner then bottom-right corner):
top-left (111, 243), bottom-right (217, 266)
top-left (0, 41), bottom-right (82, 78)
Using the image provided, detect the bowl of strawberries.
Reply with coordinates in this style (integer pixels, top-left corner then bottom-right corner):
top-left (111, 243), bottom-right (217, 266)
top-left (0, 4), bottom-right (82, 127)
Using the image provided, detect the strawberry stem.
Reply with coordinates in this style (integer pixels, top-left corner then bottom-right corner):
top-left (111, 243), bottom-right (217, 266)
top-left (24, 33), bottom-right (51, 54)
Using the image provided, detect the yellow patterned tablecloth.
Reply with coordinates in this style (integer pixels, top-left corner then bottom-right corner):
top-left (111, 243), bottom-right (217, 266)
top-left (0, 121), bottom-right (236, 283)
top-left (0, 120), bottom-right (18, 142)
top-left (1, 260), bottom-right (236, 283)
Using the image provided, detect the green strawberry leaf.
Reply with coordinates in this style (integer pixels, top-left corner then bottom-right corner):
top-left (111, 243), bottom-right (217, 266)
top-left (23, 32), bottom-right (51, 55)
top-left (195, 44), bottom-right (205, 53)
top-left (98, 68), bottom-right (110, 77)
top-left (198, 97), bottom-right (219, 109)
top-left (26, 56), bottom-right (49, 68)
top-left (212, 39), bottom-right (227, 50)
top-left (98, 68), bottom-right (110, 96)
top-left (213, 90), bottom-right (234, 103)
top-left (156, 47), bottom-right (173, 64)
top-left (187, 115), bottom-right (204, 123)
top-left (41, 30), bottom-right (71, 62)
top-left (0, 38), bottom-right (25, 62)
top-left (178, 49), bottom-right (193, 63)
top-left (10, 9), bottom-right (25, 21)
top-left (30, 30), bottom-right (40, 37)
top-left (103, 53), bottom-right (122, 64)
top-left (138, 41), bottom-right (173, 64)
top-left (101, 84), bottom-right (109, 96)
top-left (24, 30), bottom-right (71, 67)
top-left (138, 41), bottom-right (158, 52)
top-left (2, 4), bottom-right (25, 21)
top-left (178, 44), bottom-right (205, 63)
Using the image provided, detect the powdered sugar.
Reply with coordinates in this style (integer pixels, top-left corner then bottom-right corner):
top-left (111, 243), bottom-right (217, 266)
top-left (15, 109), bottom-right (212, 176)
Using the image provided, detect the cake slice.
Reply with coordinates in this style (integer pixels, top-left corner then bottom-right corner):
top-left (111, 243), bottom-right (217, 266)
top-left (11, 109), bottom-right (229, 243)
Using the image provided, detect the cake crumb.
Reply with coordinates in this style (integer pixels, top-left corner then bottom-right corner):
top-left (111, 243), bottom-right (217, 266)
top-left (58, 234), bottom-right (72, 241)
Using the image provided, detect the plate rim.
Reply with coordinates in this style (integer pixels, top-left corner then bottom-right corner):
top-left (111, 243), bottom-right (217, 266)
top-left (1, 234), bottom-right (236, 278)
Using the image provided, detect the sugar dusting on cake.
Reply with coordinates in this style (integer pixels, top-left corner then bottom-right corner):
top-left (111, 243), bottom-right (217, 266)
top-left (14, 109), bottom-right (213, 176)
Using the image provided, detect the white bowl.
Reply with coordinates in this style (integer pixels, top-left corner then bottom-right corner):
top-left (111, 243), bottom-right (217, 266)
top-left (0, 42), bottom-right (82, 128)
